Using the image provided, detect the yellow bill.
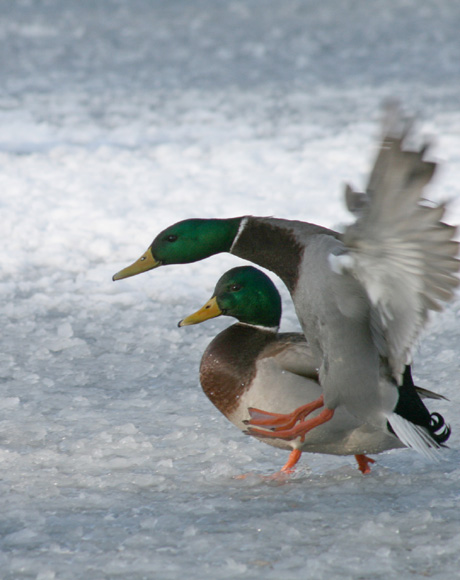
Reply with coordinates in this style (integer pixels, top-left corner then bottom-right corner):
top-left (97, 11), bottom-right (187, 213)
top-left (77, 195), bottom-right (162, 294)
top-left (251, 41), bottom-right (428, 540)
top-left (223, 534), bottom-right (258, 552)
top-left (112, 249), bottom-right (160, 281)
top-left (178, 296), bottom-right (222, 327)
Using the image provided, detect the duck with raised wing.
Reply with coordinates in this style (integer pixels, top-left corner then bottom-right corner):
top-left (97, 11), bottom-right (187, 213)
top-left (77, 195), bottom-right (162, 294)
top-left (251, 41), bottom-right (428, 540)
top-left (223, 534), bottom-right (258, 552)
top-left (178, 265), bottom-right (450, 475)
top-left (114, 110), bottom-right (458, 458)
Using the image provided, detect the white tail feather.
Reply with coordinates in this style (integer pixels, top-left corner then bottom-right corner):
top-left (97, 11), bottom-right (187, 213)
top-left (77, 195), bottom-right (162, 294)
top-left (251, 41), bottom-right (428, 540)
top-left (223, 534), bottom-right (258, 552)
top-left (387, 413), bottom-right (441, 461)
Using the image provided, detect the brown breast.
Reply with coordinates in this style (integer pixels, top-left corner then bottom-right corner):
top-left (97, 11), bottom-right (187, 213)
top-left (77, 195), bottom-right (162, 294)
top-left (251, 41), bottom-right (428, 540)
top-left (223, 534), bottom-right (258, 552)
top-left (199, 323), bottom-right (278, 417)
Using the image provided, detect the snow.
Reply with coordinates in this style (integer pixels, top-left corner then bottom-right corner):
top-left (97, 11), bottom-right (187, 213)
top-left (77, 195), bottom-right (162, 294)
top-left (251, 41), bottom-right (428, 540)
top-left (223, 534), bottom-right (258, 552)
top-left (1, 0), bottom-right (460, 578)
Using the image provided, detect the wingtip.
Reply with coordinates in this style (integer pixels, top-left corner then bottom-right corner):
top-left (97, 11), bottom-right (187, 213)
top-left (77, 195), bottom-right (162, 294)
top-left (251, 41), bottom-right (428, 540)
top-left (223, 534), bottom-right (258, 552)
top-left (344, 183), bottom-right (368, 215)
top-left (380, 99), bottom-right (414, 142)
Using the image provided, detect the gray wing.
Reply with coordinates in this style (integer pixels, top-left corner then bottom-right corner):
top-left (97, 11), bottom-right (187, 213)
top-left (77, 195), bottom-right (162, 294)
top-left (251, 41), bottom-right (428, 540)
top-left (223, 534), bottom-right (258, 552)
top-left (331, 106), bottom-right (459, 383)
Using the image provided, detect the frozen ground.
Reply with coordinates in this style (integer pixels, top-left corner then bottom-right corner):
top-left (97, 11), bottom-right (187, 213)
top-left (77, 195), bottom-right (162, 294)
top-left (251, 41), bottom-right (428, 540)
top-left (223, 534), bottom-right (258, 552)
top-left (1, 1), bottom-right (460, 578)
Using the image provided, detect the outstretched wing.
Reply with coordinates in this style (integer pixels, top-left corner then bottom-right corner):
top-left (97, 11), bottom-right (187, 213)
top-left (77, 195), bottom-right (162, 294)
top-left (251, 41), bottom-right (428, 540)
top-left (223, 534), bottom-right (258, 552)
top-left (333, 108), bottom-right (459, 383)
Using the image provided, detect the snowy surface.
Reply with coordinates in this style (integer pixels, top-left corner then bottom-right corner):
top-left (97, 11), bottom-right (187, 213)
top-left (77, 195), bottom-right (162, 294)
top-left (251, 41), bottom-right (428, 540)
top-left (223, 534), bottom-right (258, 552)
top-left (1, 1), bottom-right (460, 578)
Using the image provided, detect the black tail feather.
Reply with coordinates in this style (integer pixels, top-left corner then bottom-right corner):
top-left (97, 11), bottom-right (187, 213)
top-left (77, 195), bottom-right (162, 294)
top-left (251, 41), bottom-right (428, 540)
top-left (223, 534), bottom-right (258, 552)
top-left (389, 365), bottom-right (451, 446)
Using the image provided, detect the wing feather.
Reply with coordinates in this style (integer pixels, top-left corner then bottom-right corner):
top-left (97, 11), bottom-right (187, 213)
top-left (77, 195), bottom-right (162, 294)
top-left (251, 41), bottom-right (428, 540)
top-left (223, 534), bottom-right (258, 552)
top-left (337, 107), bottom-right (459, 382)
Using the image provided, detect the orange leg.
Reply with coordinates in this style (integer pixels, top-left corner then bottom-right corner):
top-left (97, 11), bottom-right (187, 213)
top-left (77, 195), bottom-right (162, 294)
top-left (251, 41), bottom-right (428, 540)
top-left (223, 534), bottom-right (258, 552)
top-left (247, 407), bottom-right (335, 443)
top-left (280, 449), bottom-right (302, 474)
top-left (234, 448), bottom-right (303, 481)
top-left (354, 454), bottom-right (375, 474)
top-left (245, 396), bottom-right (324, 431)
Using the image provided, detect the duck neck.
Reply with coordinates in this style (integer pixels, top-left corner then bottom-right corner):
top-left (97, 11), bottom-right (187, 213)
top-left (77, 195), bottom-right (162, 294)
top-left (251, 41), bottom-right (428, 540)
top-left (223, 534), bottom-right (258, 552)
top-left (236, 321), bottom-right (279, 333)
top-left (232, 301), bottom-right (281, 330)
top-left (200, 218), bottom-right (243, 257)
top-left (229, 217), bottom-right (305, 292)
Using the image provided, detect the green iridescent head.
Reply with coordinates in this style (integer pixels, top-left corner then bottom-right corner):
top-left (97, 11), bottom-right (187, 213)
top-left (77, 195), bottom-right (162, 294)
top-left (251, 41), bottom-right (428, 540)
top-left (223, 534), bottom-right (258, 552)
top-left (113, 218), bottom-right (242, 280)
top-left (179, 266), bottom-right (282, 329)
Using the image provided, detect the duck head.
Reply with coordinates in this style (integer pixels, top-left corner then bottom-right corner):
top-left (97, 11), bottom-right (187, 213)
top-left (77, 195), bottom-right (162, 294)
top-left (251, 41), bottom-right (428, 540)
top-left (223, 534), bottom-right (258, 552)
top-left (178, 266), bottom-right (281, 329)
top-left (113, 218), bottom-right (242, 281)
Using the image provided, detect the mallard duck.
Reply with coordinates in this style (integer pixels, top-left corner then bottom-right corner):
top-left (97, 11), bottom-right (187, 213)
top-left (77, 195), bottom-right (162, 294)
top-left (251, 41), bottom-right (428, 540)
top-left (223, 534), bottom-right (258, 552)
top-left (178, 265), bottom-right (449, 474)
top-left (114, 109), bottom-right (458, 457)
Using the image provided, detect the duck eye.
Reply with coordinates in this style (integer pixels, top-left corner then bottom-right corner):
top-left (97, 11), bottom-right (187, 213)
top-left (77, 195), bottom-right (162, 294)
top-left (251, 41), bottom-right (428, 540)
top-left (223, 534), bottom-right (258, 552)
top-left (230, 284), bottom-right (241, 292)
top-left (166, 234), bottom-right (178, 242)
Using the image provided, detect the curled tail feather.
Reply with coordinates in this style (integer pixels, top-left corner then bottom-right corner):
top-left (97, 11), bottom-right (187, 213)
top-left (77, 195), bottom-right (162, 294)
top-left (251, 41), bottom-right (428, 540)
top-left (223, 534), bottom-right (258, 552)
top-left (428, 412), bottom-right (450, 445)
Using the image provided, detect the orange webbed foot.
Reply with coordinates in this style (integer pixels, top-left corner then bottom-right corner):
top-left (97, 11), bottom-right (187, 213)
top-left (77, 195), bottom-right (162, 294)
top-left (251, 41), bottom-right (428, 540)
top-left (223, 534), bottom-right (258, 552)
top-left (246, 407), bottom-right (335, 443)
top-left (245, 396), bottom-right (324, 431)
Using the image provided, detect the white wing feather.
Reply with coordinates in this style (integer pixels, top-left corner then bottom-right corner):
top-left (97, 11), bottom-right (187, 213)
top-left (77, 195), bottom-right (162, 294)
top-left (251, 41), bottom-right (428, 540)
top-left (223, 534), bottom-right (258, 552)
top-left (387, 413), bottom-right (441, 461)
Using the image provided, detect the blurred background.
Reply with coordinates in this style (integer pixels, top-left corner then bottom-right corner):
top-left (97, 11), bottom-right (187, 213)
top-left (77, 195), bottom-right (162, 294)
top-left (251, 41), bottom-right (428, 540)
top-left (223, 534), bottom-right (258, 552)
top-left (1, 2), bottom-right (460, 579)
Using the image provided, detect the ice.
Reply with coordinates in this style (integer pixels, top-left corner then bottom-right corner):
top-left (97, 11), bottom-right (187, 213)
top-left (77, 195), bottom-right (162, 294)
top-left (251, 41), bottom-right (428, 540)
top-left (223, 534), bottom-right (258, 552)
top-left (1, 0), bottom-right (460, 578)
